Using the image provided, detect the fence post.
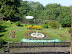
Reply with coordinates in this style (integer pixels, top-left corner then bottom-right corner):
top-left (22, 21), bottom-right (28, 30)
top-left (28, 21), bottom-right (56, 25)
top-left (20, 42), bottom-right (22, 47)
top-left (54, 42), bottom-right (55, 47)
top-left (64, 42), bottom-right (65, 47)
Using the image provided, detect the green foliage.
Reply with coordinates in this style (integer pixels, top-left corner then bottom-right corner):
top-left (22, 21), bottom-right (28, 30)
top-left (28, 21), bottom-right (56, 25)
top-left (68, 28), bottom-right (71, 33)
top-left (0, 0), bottom-right (71, 28)
top-left (16, 21), bottom-right (21, 26)
top-left (7, 20), bottom-right (10, 23)
top-left (0, 25), bottom-right (2, 30)
top-left (31, 24), bottom-right (34, 26)
top-left (0, 38), bottom-right (4, 43)
top-left (25, 24), bottom-right (27, 26)
top-left (0, 0), bottom-right (21, 21)
top-left (42, 24), bottom-right (48, 28)
top-left (7, 20), bottom-right (11, 26)
top-left (18, 1), bottom-right (31, 19)
top-left (0, 21), bottom-right (70, 42)
top-left (0, 38), bottom-right (4, 46)
top-left (43, 21), bottom-right (48, 24)
top-left (48, 21), bottom-right (57, 29)
top-left (62, 15), bottom-right (71, 27)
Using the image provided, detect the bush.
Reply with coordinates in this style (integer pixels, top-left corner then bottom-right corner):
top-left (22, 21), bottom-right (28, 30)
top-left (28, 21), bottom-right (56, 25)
top-left (42, 24), bottom-right (48, 28)
top-left (48, 21), bottom-right (57, 29)
top-left (43, 21), bottom-right (48, 24)
top-left (16, 21), bottom-right (21, 26)
top-left (68, 28), bottom-right (71, 33)
top-left (25, 24), bottom-right (27, 26)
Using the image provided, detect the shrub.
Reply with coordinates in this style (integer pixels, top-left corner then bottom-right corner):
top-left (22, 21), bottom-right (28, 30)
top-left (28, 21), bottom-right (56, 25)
top-left (7, 20), bottom-right (11, 26)
top-left (16, 21), bottom-right (21, 26)
top-left (68, 28), bottom-right (71, 33)
top-left (7, 20), bottom-right (10, 23)
top-left (25, 24), bottom-right (27, 26)
top-left (42, 24), bottom-right (48, 28)
top-left (48, 21), bottom-right (57, 29)
top-left (43, 21), bottom-right (48, 24)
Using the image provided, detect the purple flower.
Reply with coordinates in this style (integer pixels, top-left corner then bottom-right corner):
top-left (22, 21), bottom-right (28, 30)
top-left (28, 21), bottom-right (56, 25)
top-left (35, 38), bottom-right (37, 40)
top-left (52, 38), bottom-right (55, 40)
top-left (29, 38), bottom-right (31, 40)
top-left (47, 38), bottom-right (49, 40)
top-left (44, 35), bottom-right (46, 37)
top-left (29, 27), bottom-right (31, 29)
top-left (26, 38), bottom-right (28, 39)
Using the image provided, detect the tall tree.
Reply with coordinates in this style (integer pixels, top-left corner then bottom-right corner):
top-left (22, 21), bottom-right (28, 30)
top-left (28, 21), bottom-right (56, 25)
top-left (0, 0), bottom-right (21, 21)
top-left (28, 1), bottom-right (45, 19)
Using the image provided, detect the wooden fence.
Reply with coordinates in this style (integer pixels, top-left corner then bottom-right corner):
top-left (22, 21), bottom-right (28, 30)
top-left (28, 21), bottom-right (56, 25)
top-left (8, 42), bottom-right (71, 48)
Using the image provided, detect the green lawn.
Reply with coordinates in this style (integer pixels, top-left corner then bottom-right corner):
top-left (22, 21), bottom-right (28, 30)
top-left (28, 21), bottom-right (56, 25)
top-left (0, 21), bottom-right (71, 42)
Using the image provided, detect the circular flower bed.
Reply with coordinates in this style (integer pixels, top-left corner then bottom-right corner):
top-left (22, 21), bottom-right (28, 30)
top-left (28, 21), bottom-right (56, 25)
top-left (31, 31), bottom-right (45, 38)
top-left (24, 30), bottom-right (52, 40)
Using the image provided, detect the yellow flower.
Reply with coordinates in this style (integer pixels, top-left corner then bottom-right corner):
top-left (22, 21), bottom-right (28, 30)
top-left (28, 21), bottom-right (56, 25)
top-left (26, 25), bottom-right (42, 30)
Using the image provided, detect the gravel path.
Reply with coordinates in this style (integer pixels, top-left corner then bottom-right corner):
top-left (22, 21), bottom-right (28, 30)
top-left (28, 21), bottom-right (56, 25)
top-left (9, 47), bottom-right (70, 53)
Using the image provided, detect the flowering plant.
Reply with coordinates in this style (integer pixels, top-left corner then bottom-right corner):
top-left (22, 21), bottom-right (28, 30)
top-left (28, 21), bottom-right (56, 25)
top-left (26, 25), bottom-right (42, 30)
top-left (10, 30), bottom-right (15, 38)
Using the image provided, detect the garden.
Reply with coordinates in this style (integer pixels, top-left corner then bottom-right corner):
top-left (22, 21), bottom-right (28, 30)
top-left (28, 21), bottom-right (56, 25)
top-left (0, 0), bottom-right (71, 53)
top-left (0, 20), bottom-right (71, 43)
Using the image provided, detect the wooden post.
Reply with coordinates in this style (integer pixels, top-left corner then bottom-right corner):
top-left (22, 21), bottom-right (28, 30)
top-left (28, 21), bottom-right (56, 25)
top-left (64, 42), bottom-right (65, 47)
top-left (70, 5), bottom-right (72, 54)
top-left (54, 42), bottom-right (55, 47)
top-left (20, 42), bottom-right (22, 47)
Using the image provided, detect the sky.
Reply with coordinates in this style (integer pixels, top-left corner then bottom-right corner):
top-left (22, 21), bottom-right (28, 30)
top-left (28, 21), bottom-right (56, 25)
top-left (23, 0), bottom-right (72, 7)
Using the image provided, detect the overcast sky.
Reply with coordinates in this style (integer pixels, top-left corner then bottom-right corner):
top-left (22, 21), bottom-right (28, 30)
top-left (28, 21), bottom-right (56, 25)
top-left (23, 0), bottom-right (72, 7)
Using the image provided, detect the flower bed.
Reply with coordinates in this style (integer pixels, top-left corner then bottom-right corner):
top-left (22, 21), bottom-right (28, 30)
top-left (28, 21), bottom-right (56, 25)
top-left (26, 25), bottom-right (42, 30)
top-left (24, 30), bottom-right (54, 40)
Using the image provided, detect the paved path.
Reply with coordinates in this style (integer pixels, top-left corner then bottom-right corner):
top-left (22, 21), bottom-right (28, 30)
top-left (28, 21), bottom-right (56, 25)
top-left (9, 47), bottom-right (70, 53)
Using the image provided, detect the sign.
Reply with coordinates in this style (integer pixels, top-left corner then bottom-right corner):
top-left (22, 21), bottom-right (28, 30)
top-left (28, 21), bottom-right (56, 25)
top-left (21, 39), bottom-right (61, 42)
top-left (25, 16), bottom-right (34, 19)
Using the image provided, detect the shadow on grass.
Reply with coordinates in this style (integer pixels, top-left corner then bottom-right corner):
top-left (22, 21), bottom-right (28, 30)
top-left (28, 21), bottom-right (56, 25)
top-left (18, 25), bottom-right (23, 27)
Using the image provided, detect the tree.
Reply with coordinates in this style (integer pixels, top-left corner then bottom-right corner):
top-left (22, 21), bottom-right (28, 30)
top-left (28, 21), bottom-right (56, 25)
top-left (0, 0), bottom-right (21, 21)
top-left (28, 1), bottom-right (45, 19)
top-left (61, 15), bottom-right (71, 27)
